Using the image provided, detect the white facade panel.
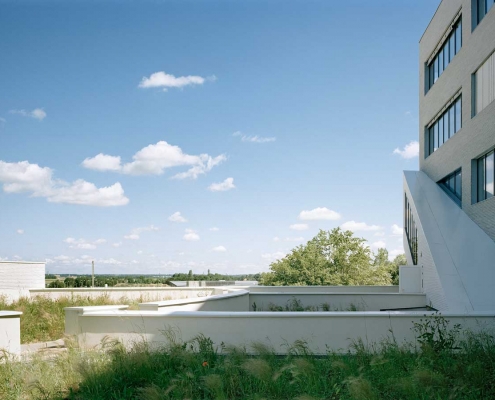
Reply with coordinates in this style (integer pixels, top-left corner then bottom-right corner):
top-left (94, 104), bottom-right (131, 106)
top-left (0, 261), bottom-right (45, 302)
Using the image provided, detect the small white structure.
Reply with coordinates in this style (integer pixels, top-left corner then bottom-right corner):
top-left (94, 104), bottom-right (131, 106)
top-left (0, 261), bottom-right (45, 302)
top-left (0, 311), bottom-right (22, 356)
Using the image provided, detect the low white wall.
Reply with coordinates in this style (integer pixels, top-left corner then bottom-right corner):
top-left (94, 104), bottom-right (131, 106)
top-left (249, 293), bottom-right (426, 311)
top-left (248, 285), bottom-right (399, 293)
top-left (0, 311), bottom-right (22, 356)
top-left (0, 261), bottom-right (45, 302)
top-left (30, 287), bottom-right (215, 302)
top-left (72, 309), bottom-right (495, 355)
top-left (138, 290), bottom-right (250, 311)
top-left (65, 305), bottom-right (129, 336)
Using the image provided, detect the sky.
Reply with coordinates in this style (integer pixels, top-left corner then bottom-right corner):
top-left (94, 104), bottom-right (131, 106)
top-left (0, 0), bottom-right (439, 275)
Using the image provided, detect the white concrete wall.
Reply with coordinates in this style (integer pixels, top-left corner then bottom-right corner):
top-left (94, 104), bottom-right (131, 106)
top-left (30, 287), bottom-right (214, 302)
top-left (71, 309), bottom-right (495, 355)
top-left (0, 311), bottom-right (22, 356)
top-left (399, 266), bottom-right (422, 294)
top-left (0, 261), bottom-right (45, 302)
top-left (247, 286), bottom-right (399, 293)
top-left (138, 290), bottom-right (249, 312)
top-left (249, 293), bottom-right (426, 311)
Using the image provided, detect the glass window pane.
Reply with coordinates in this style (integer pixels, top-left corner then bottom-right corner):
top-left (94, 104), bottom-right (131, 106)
top-left (449, 175), bottom-right (455, 191)
top-left (476, 68), bottom-right (483, 114)
top-left (438, 115), bottom-right (445, 147)
top-left (445, 43), bottom-right (450, 67)
top-left (449, 106), bottom-right (455, 137)
top-left (443, 113), bottom-right (449, 142)
top-left (434, 57), bottom-right (439, 82)
top-left (439, 48), bottom-right (444, 74)
top-left (429, 128), bottom-right (434, 155)
top-left (455, 98), bottom-right (462, 132)
top-left (449, 35), bottom-right (455, 62)
top-left (455, 171), bottom-right (462, 199)
top-left (487, 152), bottom-right (494, 198)
top-left (455, 22), bottom-right (462, 53)
top-left (487, 0), bottom-right (494, 13)
top-left (434, 122), bottom-right (438, 151)
top-left (478, 157), bottom-right (486, 201)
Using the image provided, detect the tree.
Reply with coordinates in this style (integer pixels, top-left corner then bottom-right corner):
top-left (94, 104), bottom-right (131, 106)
top-left (260, 228), bottom-right (393, 286)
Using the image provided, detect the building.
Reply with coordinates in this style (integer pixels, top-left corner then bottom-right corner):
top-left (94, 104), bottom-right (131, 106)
top-left (404, 0), bottom-right (495, 311)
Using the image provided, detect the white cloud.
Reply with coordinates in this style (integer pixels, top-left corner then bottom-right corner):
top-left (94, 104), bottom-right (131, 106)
top-left (183, 228), bottom-right (200, 241)
top-left (83, 141), bottom-right (226, 179)
top-left (0, 160), bottom-right (128, 206)
top-left (208, 177), bottom-right (235, 192)
top-left (391, 224), bottom-right (404, 235)
top-left (299, 207), bottom-right (341, 221)
top-left (371, 240), bottom-right (387, 250)
top-left (212, 245), bottom-right (227, 252)
top-left (124, 225), bottom-right (158, 240)
top-left (341, 221), bottom-right (383, 232)
top-left (168, 211), bottom-right (187, 223)
top-left (138, 71), bottom-right (208, 91)
top-left (112, 242), bottom-right (122, 248)
top-left (9, 108), bottom-right (46, 120)
top-left (290, 223), bottom-right (308, 231)
top-left (137, 250), bottom-right (143, 255)
top-left (285, 237), bottom-right (305, 242)
top-left (16, 229), bottom-right (24, 235)
top-left (388, 247), bottom-right (405, 260)
top-left (393, 141), bottom-right (419, 159)
top-left (233, 131), bottom-right (276, 143)
top-left (374, 231), bottom-right (385, 237)
top-left (63, 237), bottom-right (105, 250)
top-left (82, 154), bottom-right (121, 171)
top-left (261, 251), bottom-right (286, 262)
top-left (273, 236), bottom-right (280, 242)
top-left (209, 227), bottom-right (219, 232)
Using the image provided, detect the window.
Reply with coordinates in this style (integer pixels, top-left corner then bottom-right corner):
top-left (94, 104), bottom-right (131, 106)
top-left (426, 18), bottom-right (462, 91)
top-left (439, 169), bottom-right (462, 206)
top-left (426, 95), bottom-right (462, 157)
top-left (474, 0), bottom-right (495, 27)
top-left (474, 50), bottom-right (495, 115)
top-left (405, 194), bottom-right (418, 265)
top-left (476, 150), bottom-right (495, 202)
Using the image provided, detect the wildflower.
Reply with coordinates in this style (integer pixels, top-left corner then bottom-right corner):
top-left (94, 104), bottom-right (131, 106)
top-left (202, 361), bottom-right (208, 367)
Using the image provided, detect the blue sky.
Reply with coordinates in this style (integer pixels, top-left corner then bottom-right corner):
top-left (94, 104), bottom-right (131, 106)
top-left (0, 0), bottom-right (438, 275)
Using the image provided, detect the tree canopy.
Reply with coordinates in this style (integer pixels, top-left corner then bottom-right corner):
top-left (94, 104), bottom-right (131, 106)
top-left (260, 228), bottom-right (405, 286)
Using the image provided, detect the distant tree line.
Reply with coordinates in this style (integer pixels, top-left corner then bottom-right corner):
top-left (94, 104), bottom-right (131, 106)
top-left (47, 275), bottom-right (171, 288)
top-left (170, 271), bottom-right (261, 282)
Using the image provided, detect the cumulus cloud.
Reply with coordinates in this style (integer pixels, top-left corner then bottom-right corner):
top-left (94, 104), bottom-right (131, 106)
top-left (16, 229), bottom-right (24, 234)
top-left (208, 177), bottom-right (235, 192)
top-left (124, 225), bottom-right (159, 240)
top-left (168, 211), bottom-right (187, 223)
top-left (290, 223), bottom-right (308, 231)
top-left (209, 227), bottom-right (219, 232)
top-left (393, 141), bottom-right (419, 159)
top-left (233, 131), bottom-right (276, 143)
top-left (183, 228), bottom-right (200, 241)
top-left (341, 221), bottom-right (383, 232)
top-left (138, 71), bottom-right (213, 91)
top-left (82, 141), bottom-right (226, 179)
top-left (64, 237), bottom-right (106, 250)
top-left (388, 247), bottom-right (405, 260)
top-left (112, 242), bottom-right (122, 248)
top-left (391, 224), bottom-right (404, 235)
top-left (9, 108), bottom-right (46, 120)
top-left (299, 207), bottom-right (341, 221)
top-left (212, 245), bottom-right (227, 252)
top-left (0, 160), bottom-right (128, 206)
top-left (261, 251), bottom-right (286, 262)
top-left (370, 240), bottom-right (387, 250)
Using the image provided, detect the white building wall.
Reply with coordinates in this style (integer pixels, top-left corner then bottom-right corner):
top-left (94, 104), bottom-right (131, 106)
top-left (0, 261), bottom-right (45, 302)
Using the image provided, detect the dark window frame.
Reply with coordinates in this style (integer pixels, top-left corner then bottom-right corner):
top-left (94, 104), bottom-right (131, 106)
top-left (476, 150), bottom-right (495, 203)
top-left (404, 194), bottom-right (418, 265)
top-left (438, 168), bottom-right (462, 207)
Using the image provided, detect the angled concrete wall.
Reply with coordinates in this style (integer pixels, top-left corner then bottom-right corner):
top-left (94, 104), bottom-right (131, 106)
top-left (404, 170), bottom-right (495, 311)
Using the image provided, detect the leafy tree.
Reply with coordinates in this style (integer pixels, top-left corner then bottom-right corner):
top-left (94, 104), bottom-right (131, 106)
top-left (260, 228), bottom-right (393, 286)
top-left (373, 248), bottom-right (406, 286)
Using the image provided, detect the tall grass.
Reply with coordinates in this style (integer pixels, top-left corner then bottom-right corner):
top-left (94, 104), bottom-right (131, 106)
top-left (0, 295), bottom-right (137, 343)
top-left (1, 322), bottom-right (494, 399)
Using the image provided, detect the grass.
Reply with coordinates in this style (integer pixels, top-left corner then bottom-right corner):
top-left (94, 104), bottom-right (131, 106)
top-left (0, 295), bottom-right (143, 344)
top-left (1, 320), bottom-right (495, 399)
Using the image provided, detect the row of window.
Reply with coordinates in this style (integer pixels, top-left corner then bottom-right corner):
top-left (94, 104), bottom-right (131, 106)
top-left (426, 96), bottom-right (462, 157)
top-left (475, 0), bottom-right (495, 27)
top-left (439, 169), bottom-right (462, 205)
top-left (477, 150), bottom-right (495, 202)
top-left (427, 19), bottom-right (462, 91)
top-left (404, 194), bottom-right (418, 266)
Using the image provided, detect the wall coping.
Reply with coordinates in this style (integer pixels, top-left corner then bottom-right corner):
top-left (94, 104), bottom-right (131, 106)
top-left (78, 310), bottom-right (495, 319)
top-left (0, 311), bottom-right (23, 318)
top-left (31, 287), bottom-right (219, 293)
top-left (139, 289), bottom-right (248, 308)
top-left (251, 292), bottom-right (424, 296)
top-left (0, 261), bottom-right (45, 265)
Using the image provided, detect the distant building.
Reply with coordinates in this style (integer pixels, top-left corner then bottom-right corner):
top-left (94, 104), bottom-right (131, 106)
top-left (404, 0), bottom-right (495, 311)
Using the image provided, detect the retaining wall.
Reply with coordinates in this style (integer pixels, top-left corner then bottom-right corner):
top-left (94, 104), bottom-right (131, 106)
top-left (0, 311), bottom-right (22, 356)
